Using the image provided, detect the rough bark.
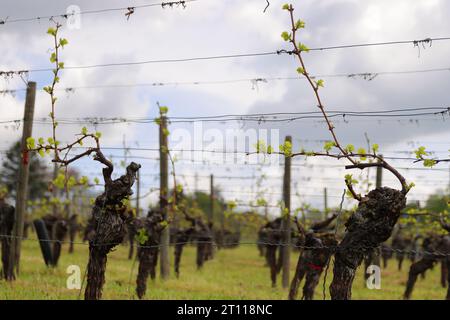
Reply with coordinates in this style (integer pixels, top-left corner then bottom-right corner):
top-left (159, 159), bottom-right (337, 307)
top-left (136, 247), bottom-right (152, 299)
top-left (289, 214), bottom-right (337, 300)
top-left (84, 161), bottom-right (140, 300)
top-left (84, 246), bottom-right (108, 300)
top-left (85, 208), bottom-right (128, 300)
top-left (303, 269), bottom-right (322, 300)
top-left (289, 233), bottom-right (337, 300)
top-left (134, 210), bottom-right (164, 299)
top-left (330, 187), bottom-right (406, 300)
top-left (288, 253), bottom-right (307, 299)
top-left (174, 227), bottom-right (193, 278)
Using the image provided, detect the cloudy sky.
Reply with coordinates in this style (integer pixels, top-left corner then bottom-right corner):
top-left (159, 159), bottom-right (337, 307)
top-left (0, 0), bottom-right (449, 215)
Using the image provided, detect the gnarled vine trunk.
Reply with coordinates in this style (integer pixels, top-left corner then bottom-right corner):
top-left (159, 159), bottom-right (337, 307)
top-left (85, 208), bottom-right (129, 300)
top-left (42, 214), bottom-right (68, 266)
top-left (260, 218), bottom-right (283, 287)
top-left (330, 187), bottom-right (406, 300)
top-left (136, 246), bottom-right (153, 299)
top-left (289, 215), bottom-right (338, 300)
top-left (134, 210), bottom-right (164, 299)
top-left (85, 246), bottom-right (108, 300)
top-left (84, 161), bottom-right (140, 300)
top-left (182, 211), bottom-right (215, 272)
top-left (404, 235), bottom-right (450, 300)
top-left (174, 227), bottom-right (194, 278)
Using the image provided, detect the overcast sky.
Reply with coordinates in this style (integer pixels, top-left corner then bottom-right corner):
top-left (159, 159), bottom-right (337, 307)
top-left (0, 0), bottom-right (449, 215)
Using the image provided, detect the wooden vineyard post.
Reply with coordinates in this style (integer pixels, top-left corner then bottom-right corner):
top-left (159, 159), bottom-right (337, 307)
top-left (373, 155), bottom-right (383, 266)
top-left (159, 113), bottom-right (170, 279)
top-left (281, 135), bottom-right (292, 288)
top-left (8, 81), bottom-right (36, 279)
top-left (376, 155), bottom-right (383, 189)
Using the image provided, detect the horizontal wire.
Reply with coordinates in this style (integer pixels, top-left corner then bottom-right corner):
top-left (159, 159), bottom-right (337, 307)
top-left (308, 37), bottom-right (450, 51)
top-left (1, 117), bottom-right (448, 127)
top-left (4, 148), bottom-right (448, 172)
top-left (2, 37), bottom-right (450, 73)
top-left (20, 147), bottom-right (428, 161)
top-left (0, 107), bottom-right (448, 124)
top-left (160, 107), bottom-right (450, 120)
top-left (2, 234), bottom-right (449, 256)
top-left (23, 146), bottom-right (448, 163)
top-left (1, 137), bottom-right (447, 146)
top-left (166, 112), bottom-right (450, 123)
top-left (0, 0), bottom-right (198, 25)
top-left (48, 145), bottom-right (450, 155)
top-left (7, 52), bottom-right (283, 74)
top-left (2, 66), bottom-right (450, 93)
top-left (15, 151), bottom-right (450, 166)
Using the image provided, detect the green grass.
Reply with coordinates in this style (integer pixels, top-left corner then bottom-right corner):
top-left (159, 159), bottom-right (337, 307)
top-left (0, 237), bottom-right (447, 300)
